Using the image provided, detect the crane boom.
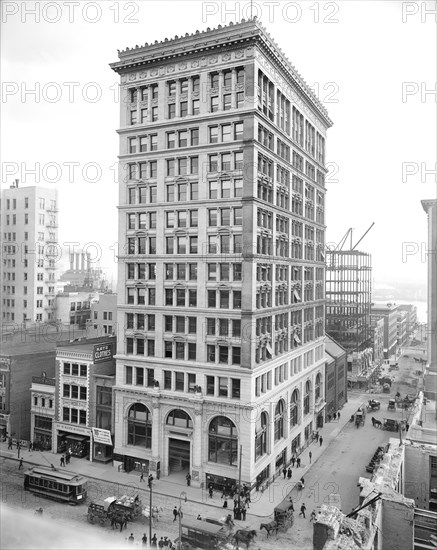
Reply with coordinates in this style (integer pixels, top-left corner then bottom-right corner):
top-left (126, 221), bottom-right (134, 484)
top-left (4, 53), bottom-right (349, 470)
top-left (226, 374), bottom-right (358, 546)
top-left (352, 222), bottom-right (375, 250)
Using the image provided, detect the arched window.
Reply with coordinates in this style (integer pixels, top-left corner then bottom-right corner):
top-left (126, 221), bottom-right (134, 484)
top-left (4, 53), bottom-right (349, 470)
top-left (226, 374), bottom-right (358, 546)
top-left (274, 400), bottom-right (285, 441)
top-left (208, 416), bottom-right (238, 466)
top-left (127, 403), bottom-right (152, 448)
top-left (315, 373), bottom-right (321, 400)
top-left (290, 389), bottom-right (299, 427)
top-left (255, 411), bottom-right (268, 459)
top-left (304, 381), bottom-right (311, 415)
top-left (166, 409), bottom-right (193, 429)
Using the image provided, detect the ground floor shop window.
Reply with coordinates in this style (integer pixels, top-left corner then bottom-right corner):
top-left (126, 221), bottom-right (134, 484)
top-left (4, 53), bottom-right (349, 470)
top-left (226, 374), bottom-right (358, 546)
top-left (127, 403), bottom-right (152, 448)
top-left (208, 416), bottom-right (238, 466)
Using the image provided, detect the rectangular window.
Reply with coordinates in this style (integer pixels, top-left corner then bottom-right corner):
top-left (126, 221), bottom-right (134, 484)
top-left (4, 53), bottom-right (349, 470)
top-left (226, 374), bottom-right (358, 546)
top-left (219, 377), bottom-right (228, 396)
top-left (207, 376), bottom-right (215, 395)
top-left (223, 94), bottom-right (231, 110)
top-left (231, 379), bottom-right (241, 399)
top-left (175, 372), bottom-right (184, 391)
top-left (211, 96), bottom-right (219, 112)
top-left (164, 371), bottom-right (172, 390)
top-left (125, 366), bottom-right (133, 384)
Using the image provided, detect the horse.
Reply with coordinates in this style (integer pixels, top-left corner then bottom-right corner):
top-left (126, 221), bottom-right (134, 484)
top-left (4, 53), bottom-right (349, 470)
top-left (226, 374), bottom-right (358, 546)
top-left (260, 521), bottom-right (278, 537)
top-left (109, 511), bottom-right (129, 532)
top-left (371, 417), bottom-right (382, 429)
top-left (232, 529), bottom-right (257, 550)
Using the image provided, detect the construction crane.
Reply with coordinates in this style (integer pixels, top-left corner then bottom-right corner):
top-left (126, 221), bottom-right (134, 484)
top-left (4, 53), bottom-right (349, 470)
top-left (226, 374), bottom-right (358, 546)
top-left (335, 223), bottom-right (375, 251)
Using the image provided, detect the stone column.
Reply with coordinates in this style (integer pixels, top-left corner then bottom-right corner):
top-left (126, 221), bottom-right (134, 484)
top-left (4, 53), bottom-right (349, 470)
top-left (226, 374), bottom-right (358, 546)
top-left (191, 404), bottom-right (203, 488)
top-left (150, 398), bottom-right (161, 477)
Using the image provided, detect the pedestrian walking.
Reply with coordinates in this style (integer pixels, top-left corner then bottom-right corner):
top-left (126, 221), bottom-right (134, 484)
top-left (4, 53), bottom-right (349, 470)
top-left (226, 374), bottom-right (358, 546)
top-left (241, 505), bottom-right (247, 521)
top-left (65, 453), bottom-right (70, 465)
top-left (223, 499), bottom-right (228, 509)
top-left (197, 514), bottom-right (202, 520)
top-left (60, 455), bottom-right (65, 467)
top-left (29, 442), bottom-right (33, 452)
top-left (16, 440), bottom-right (20, 449)
top-left (310, 510), bottom-right (317, 522)
top-left (288, 497), bottom-right (295, 512)
top-left (186, 473), bottom-right (191, 486)
top-left (140, 472), bottom-right (144, 482)
top-left (209, 484), bottom-right (214, 498)
top-left (158, 537), bottom-right (164, 549)
top-left (128, 533), bottom-right (134, 544)
top-left (333, 412), bottom-right (337, 421)
top-left (319, 436), bottom-right (323, 446)
top-left (151, 533), bottom-right (157, 547)
top-left (287, 467), bottom-right (292, 479)
top-left (245, 495), bottom-right (251, 509)
top-left (309, 451), bottom-right (312, 464)
top-left (291, 455), bottom-right (296, 467)
top-left (337, 412), bottom-right (341, 420)
top-left (299, 503), bottom-right (306, 518)
top-left (8, 437), bottom-right (13, 450)
top-left (18, 458), bottom-right (23, 470)
top-left (328, 414), bottom-right (332, 422)
top-left (142, 533), bottom-right (148, 547)
top-left (296, 457), bottom-right (301, 468)
top-left (282, 466), bottom-right (287, 479)
top-left (316, 431), bottom-right (319, 442)
top-left (406, 422), bottom-right (410, 431)
top-left (173, 506), bottom-right (179, 521)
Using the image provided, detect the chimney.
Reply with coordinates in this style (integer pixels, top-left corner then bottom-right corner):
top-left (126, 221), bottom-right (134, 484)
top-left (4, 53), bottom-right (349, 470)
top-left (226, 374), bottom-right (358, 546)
top-left (15, 179), bottom-right (19, 188)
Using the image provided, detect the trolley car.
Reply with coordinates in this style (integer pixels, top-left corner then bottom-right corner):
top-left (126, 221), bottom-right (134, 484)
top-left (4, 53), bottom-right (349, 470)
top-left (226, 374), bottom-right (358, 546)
top-left (23, 466), bottom-right (87, 504)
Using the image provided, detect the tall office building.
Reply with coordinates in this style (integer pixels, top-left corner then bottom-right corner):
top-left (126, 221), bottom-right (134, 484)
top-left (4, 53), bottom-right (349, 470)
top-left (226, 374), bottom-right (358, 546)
top-left (1, 182), bottom-right (58, 326)
top-left (110, 19), bottom-right (332, 489)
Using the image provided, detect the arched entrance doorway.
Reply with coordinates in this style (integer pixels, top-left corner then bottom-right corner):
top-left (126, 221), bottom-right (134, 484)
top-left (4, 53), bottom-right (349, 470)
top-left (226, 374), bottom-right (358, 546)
top-left (166, 409), bottom-right (193, 475)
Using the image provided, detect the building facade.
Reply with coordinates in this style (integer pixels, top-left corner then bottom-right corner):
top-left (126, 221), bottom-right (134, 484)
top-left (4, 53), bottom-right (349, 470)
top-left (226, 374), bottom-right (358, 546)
top-left (397, 304), bottom-right (418, 338)
top-left (397, 310), bottom-right (408, 351)
top-left (421, 199), bottom-right (437, 373)
top-left (30, 374), bottom-right (56, 450)
top-left (371, 303), bottom-right (399, 360)
top-left (0, 181), bottom-right (58, 326)
top-left (370, 315), bottom-right (384, 378)
top-left (88, 292), bottom-right (118, 336)
top-left (324, 336), bottom-right (347, 418)
top-left (54, 337), bottom-right (116, 460)
top-left (110, 19), bottom-right (332, 488)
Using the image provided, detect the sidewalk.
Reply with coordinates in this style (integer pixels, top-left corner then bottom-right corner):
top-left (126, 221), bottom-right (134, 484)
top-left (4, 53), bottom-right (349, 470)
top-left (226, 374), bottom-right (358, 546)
top-left (0, 394), bottom-right (365, 520)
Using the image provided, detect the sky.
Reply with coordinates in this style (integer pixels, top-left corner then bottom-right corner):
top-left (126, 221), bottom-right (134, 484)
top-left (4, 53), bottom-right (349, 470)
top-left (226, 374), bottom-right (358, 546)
top-left (2, 0), bottom-right (436, 291)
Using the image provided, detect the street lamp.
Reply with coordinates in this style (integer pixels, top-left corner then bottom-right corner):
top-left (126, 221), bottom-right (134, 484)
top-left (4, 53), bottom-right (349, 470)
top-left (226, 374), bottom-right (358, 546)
top-left (178, 491), bottom-right (187, 550)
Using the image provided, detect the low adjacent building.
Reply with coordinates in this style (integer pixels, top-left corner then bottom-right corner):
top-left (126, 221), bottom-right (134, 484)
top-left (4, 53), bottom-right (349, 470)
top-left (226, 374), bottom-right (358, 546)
top-left (30, 374), bottom-right (56, 450)
top-left (324, 336), bottom-right (347, 419)
top-left (0, 328), bottom-right (71, 441)
top-left (54, 336), bottom-right (116, 461)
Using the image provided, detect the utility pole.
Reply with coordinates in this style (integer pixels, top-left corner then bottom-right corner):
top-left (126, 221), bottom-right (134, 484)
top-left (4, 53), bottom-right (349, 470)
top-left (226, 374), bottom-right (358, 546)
top-left (149, 479), bottom-right (153, 543)
top-left (237, 445), bottom-right (242, 514)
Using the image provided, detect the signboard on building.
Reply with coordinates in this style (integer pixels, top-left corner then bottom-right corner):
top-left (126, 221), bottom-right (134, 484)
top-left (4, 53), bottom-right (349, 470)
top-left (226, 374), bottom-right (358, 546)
top-left (92, 428), bottom-right (112, 446)
top-left (93, 343), bottom-right (113, 364)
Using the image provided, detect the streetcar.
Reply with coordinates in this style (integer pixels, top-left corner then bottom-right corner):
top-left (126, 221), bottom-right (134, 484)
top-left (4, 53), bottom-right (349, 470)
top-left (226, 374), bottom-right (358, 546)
top-left (23, 466), bottom-right (87, 504)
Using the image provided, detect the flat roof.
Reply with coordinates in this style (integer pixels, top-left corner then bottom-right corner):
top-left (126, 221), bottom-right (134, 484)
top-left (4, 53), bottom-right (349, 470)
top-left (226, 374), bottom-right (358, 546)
top-left (24, 466), bottom-right (86, 482)
top-left (57, 337), bottom-right (115, 355)
top-left (0, 330), bottom-right (73, 356)
top-left (325, 336), bottom-right (346, 359)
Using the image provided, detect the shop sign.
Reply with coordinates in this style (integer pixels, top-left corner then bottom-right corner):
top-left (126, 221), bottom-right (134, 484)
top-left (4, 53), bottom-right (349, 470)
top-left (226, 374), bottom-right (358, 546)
top-left (92, 427), bottom-right (112, 446)
top-left (56, 422), bottom-right (91, 436)
top-left (0, 357), bottom-right (11, 369)
top-left (93, 343), bottom-right (113, 364)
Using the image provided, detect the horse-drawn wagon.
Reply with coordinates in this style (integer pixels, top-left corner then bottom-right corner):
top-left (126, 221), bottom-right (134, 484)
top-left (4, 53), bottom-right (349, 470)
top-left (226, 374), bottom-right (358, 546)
top-left (274, 498), bottom-right (294, 533)
top-left (355, 405), bottom-right (366, 427)
top-left (175, 518), bottom-right (231, 549)
top-left (366, 399), bottom-right (381, 411)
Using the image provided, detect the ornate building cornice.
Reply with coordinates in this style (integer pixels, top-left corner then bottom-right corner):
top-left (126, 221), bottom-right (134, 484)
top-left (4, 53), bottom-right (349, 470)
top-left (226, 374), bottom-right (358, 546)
top-left (110, 17), bottom-right (332, 128)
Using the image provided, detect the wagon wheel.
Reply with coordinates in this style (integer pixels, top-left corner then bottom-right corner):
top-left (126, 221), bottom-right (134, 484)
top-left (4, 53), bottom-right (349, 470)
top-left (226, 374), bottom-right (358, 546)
top-left (87, 514), bottom-right (95, 524)
top-left (99, 515), bottom-right (108, 526)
